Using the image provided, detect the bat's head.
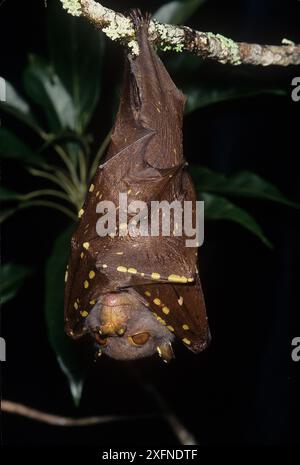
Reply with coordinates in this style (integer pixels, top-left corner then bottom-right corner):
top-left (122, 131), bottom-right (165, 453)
top-left (85, 290), bottom-right (175, 362)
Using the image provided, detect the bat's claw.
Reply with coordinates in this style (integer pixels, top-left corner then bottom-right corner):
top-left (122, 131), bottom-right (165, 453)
top-left (94, 348), bottom-right (102, 362)
top-left (156, 341), bottom-right (174, 364)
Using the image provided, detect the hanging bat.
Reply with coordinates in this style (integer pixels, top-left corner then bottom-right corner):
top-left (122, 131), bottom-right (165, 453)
top-left (64, 11), bottom-right (210, 363)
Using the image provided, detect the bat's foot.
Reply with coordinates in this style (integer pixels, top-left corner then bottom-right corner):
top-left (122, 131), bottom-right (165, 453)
top-left (129, 9), bottom-right (151, 31)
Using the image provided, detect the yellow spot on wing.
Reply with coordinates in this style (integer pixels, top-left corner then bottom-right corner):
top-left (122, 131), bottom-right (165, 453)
top-left (187, 277), bottom-right (194, 283)
top-left (182, 338), bottom-right (191, 345)
top-left (157, 316), bottom-right (166, 326)
top-left (128, 268), bottom-right (137, 274)
top-left (153, 298), bottom-right (161, 306)
top-left (89, 271), bottom-right (95, 279)
top-left (89, 184), bottom-right (95, 192)
top-left (117, 266), bottom-right (127, 273)
top-left (74, 302), bottom-right (78, 310)
top-left (167, 325), bottom-right (175, 332)
top-left (182, 324), bottom-right (190, 330)
top-left (80, 252), bottom-right (84, 259)
top-left (65, 271), bottom-right (68, 282)
top-left (162, 306), bottom-right (170, 315)
top-left (84, 280), bottom-right (89, 289)
top-left (83, 242), bottom-right (90, 250)
top-left (168, 274), bottom-right (188, 283)
top-left (145, 291), bottom-right (151, 297)
top-left (89, 300), bottom-right (96, 305)
top-left (80, 310), bottom-right (88, 317)
top-left (78, 209), bottom-right (84, 218)
top-left (151, 272), bottom-right (160, 280)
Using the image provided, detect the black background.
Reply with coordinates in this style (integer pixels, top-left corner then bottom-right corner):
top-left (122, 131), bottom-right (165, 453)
top-left (0, 0), bottom-right (299, 447)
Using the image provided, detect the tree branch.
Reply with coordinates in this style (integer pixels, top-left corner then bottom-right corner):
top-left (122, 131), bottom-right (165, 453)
top-left (1, 400), bottom-right (154, 427)
top-left (1, 399), bottom-right (196, 445)
top-left (60, 0), bottom-right (300, 66)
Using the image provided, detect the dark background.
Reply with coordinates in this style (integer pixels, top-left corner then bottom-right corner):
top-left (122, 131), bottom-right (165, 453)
top-left (0, 0), bottom-right (299, 447)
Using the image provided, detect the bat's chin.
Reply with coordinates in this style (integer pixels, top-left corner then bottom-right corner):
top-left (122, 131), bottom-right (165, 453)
top-left (100, 340), bottom-right (157, 361)
top-left (98, 333), bottom-right (175, 362)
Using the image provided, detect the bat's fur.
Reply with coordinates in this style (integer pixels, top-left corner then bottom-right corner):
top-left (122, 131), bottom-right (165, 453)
top-left (85, 290), bottom-right (174, 361)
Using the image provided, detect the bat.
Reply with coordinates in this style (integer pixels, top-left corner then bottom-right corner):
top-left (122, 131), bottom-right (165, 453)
top-left (64, 11), bottom-right (210, 363)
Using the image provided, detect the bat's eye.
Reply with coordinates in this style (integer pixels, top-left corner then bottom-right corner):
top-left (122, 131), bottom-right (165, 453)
top-left (128, 332), bottom-right (150, 346)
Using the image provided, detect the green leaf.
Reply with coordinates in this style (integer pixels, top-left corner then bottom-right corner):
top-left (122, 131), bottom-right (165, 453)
top-left (0, 127), bottom-right (42, 165)
top-left (202, 193), bottom-right (272, 248)
top-left (0, 263), bottom-right (33, 305)
top-left (154, 0), bottom-right (206, 25)
top-left (191, 166), bottom-right (298, 208)
top-left (23, 55), bottom-right (76, 133)
top-left (47, 1), bottom-right (105, 133)
top-left (0, 208), bottom-right (17, 224)
top-left (0, 79), bottom-right (43, 135)
top-left (0, 186), bottom-right (20, 201)
top-left (184, 83), bottom-right (286, 114)
top-left (45, 225), bottom-right (88, 405)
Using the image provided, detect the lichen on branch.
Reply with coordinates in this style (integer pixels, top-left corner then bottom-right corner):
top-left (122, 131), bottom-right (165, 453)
top-left (60, 0), bottom-right (300, 66)
top-left (61, 0), bottom-right (82, 17)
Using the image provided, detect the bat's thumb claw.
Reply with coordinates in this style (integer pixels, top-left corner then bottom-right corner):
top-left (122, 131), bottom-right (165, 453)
top-left (157, 342), bottom-right (175, 364)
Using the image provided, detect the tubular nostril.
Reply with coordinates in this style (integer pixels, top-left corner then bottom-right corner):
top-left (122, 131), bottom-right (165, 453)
top-left (97, 322), bottom-right (115, 335)
top-left (98, 323), bottom-right (127, 337)
top-left (116, 327), bottom-right (126, 336)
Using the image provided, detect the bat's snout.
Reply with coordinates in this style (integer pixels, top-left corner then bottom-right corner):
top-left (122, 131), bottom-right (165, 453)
top-left (98, 305), bottom-right (128, 336)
